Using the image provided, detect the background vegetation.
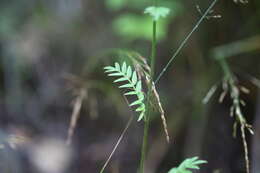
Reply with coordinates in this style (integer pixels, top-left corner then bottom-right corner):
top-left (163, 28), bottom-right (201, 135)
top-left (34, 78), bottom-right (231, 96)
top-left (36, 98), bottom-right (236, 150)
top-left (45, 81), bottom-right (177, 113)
top-left (0, 0), bottom-right (259, 173)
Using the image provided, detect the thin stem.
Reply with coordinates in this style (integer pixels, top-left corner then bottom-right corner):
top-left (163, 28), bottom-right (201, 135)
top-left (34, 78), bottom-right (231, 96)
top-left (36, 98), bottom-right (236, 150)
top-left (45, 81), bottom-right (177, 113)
top-left (155, 0), bottom-right (219, 84)
top-left (139, 9), bottom-right (157, 173)
top-left (99, 96), bottom-right (134, 173)
top-left (241, 125), bottom-right (250, 173)
top-left (151, 21), bottom-right (157, 79)
top-left (139, 110), bottom-right (150, 173)
top-left (219, 58), bottom-right (233, 80)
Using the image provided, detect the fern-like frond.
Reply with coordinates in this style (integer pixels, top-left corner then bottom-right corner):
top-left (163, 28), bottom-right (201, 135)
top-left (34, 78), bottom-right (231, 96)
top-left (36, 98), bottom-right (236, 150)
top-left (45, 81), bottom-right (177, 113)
top-left (168, 157), bottom-right (207, 173)
top-left (104, 62), bottom-right (146, 121)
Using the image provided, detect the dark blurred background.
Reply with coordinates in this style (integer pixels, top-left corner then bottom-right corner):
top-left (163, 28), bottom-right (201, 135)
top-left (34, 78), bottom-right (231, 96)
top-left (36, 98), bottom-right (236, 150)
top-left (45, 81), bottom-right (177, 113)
top-left (0, 0), bottom-right (259, 173)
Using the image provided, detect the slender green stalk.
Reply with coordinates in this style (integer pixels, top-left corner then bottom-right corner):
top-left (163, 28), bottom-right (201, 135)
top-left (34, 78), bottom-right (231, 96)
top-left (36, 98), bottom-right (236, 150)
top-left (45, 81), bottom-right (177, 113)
top-left (219, 58), bottom-right (233, 79)
top-left (155, 0), bottom-right (219, 84)
top-left (139, 9), bottom-right (157, 173)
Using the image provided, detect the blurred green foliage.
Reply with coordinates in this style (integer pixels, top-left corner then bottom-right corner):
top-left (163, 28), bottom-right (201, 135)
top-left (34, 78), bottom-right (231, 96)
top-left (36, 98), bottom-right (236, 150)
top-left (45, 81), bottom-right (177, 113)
top-left (105, 0), bottom-right (182, 41)
top-left (113, 14), bottom-right (169, 41)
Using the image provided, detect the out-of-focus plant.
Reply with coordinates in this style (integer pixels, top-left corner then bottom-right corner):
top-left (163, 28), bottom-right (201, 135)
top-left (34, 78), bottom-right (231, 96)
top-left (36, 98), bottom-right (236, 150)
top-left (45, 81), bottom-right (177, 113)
top-left (203, 36), bottom-right (260, 173)
top-left (112, 14), bottom-right (169, 41)
top-left (105, 0), bottom-right (182, 41)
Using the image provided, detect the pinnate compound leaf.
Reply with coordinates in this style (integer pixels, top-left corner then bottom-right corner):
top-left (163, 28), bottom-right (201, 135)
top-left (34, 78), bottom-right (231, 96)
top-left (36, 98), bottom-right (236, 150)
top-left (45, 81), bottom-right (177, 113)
top-left (144, 6), bottom-right (170, 21)
top-left (104, 62), bottom-right (146, 121)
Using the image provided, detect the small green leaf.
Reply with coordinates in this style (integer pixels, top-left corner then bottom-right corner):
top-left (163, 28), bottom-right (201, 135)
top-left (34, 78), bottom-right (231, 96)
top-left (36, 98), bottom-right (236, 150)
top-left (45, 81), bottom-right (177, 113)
top-left (105, 69), bottom-right (116, 73)
top-left (119, 83), bottom-right (133, 88)
top-left (124, 91), bottom-right (137, 96)
top-left (104, 66), bottom-right (116, 73)
top-left (137, 93), bottom-right (144, 101)
top-left (130, 99), bottom-right (142, 106)
top-left (114, 77), bottom-right (127, 83)
top-left (144, 6), bottom-right (170, 21)
top-left (137, 112), bottom-right (145, 121)
top-left (136, 81), bottom-right (142, 92)
top-left (127, 66), bottom-right (132, 78)
top-left (115, 62), bottom-right (120, 71)
top-left (108, 73), bottom-right (122, 76)
top-left (132, 71), bottom-right (137, 85)
top-left (104, 66), bottom-right (115, 70)
top-left (122, 62), bottom-right (127, 73)
top-left (136, 104), bottom-right (145, 112)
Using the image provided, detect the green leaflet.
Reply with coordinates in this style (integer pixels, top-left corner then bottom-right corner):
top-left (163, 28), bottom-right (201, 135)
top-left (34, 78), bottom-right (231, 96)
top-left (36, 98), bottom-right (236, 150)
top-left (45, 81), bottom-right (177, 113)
top-left (104, 62), bottom-right (146, 121)
top-left (167, 157), bottom-right (207, 173)
top-left (144, 6), bottom-right (170, 21)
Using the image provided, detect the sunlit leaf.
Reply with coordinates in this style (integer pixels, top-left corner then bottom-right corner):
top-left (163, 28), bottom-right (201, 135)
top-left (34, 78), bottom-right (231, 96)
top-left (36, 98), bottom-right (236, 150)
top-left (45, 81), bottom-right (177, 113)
top-left (136, 81), bottom-right (142, 92)
top-left (127, 66), bottom-right (132, 78)
top-left (119, 83), bottom-right (133, 88)
top-left (122, 62), bottom-right (127, 73)
top-left (114, 77), bottom-right (127, 83)
top-left (132, 71), bottom-right (137, 85)
top-left (115, 62), bottom-right (120, 71)
top-left (144, 6), bottom-right (170, 21)
top-left (108, 72), bottom-right (122, 76)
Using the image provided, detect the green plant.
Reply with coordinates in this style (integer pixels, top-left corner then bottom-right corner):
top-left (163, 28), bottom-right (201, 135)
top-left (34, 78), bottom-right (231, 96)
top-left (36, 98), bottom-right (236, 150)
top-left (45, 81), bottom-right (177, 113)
top-left (106, 0), bottom-right (182, 42)
top-left (167, 157), bottom-right (207, 173)
top-left (100, 0), bottom-right (220, 173)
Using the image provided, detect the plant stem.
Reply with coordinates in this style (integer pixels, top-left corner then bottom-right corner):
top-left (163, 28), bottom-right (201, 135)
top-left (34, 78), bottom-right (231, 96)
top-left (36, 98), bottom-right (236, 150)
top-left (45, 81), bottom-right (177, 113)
top-left (139, 15), bottom-right (157, 173)
top-left (155, 0), bottom-right (218, 84)
top-left (218, 58), bottom-right (233, 80)
top-left (100, 115), bottom-right (134, 173)
top-left (217, 57), bottom-right (251, 173)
